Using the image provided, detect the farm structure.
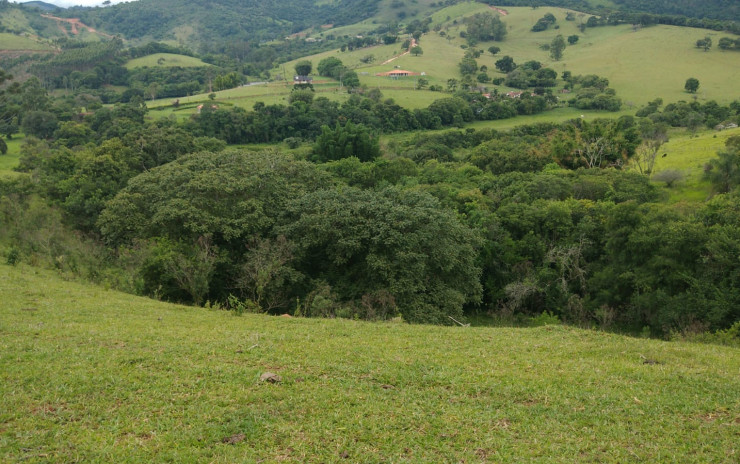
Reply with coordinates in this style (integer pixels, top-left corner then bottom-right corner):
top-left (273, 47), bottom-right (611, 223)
top-left (375, 70), bottom-right (421, 79)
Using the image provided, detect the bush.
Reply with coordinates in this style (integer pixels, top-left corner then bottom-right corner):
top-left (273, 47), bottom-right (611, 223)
top-left (652, 169), bottom-right (684, 187)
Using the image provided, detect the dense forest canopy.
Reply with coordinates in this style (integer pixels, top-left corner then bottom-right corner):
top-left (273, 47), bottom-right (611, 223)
top-left (64, 0), bottom-right (382, 50)
top-left (486, 0), bottom-right (739, 22)
top-left (2, 66), bottom-right (740, 335)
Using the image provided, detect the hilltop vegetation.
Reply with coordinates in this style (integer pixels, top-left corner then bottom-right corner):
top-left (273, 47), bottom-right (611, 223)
top-left (68, 0), bottom-right (382, 50)
top-left (490, 0), bottom-right (739, 23)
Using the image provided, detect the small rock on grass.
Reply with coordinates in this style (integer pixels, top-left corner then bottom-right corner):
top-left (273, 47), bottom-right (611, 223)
top-left (260, 372), bottom-right (282, 383)
top-left (222, 433), bottom-right (246, 444)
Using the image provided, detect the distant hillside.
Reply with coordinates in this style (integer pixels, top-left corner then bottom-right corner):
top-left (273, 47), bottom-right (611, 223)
top-left (20, 1), bottom-right (62, 12)
top-left (66, 0), bottom-right (383, 52)
top-left (124, 52), bottom-right (211, 69)
top-left (490, 0), bottom-right (739, 22)
top-left (0, 0), bottom-right (61, 38)
top-left (610, 0), bottom-right (739, 22)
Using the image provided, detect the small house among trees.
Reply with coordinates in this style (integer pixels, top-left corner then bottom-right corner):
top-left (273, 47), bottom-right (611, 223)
top-left (294, 75), bottom-right (313, 84)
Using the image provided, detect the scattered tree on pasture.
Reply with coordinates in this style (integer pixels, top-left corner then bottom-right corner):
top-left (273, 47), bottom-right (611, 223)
top-left (684, 77), bottom-right (700, 93)
top-left (550, 35), bottom-right (566, 61)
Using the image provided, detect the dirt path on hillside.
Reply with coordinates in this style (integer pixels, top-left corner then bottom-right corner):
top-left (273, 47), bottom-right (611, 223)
top-left (381, 38), bottom-right (417, 65)
top-left (41, 14), bottom-right (114, 38)
top-left (488, 6), bottom-right (509, 15)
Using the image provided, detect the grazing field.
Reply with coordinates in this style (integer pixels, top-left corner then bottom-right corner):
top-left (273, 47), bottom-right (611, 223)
top-left (318, 0), bottom-right (442, 38)
top-left (0, 33), bottom-right (54, 51)
top-left (1, 264), bottom-right (738, 463)
top-left (277, 3), bottom-right (739, 108)
top-left (124, 53), bottom-right (211, 69)
top-left (647, 126), bottom-right (740, 202)
top-left (0, 136), bottom-right (24, 179)
top-left (148, 3), bottom-right (738, 126)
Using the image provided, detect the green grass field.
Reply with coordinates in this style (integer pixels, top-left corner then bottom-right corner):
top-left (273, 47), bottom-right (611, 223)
top-left (0, 136), bottom-right (24, 180)
top-left (646, 127), bottom-right (740, 202)
top-left (1, 263), bottom-right (738, 463)
top-left (147, 2), bottom-right (738, 130)
top-left (276, 3), bottom-right (739, 109)
top-left (0, 32), bottom-right (54, 51)
top-left (124, 53), bottom-right (211, 69)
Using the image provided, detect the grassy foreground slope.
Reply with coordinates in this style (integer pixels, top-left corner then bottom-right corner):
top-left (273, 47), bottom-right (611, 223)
top-left (2, 265), bottom-right (739, 462)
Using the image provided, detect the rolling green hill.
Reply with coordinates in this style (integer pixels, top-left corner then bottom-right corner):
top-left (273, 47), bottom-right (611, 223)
top-left (268, 4), bottom-right (739, 109)
top-left (124, 52), bottom-right (211, 69)
top-left (1, 263), bottom-right (739, 462)
top-left (0, 1), bottom-right (60, 39)
top-left (67, 0), bottom-right (383, 51)
top-left (0, 32), bottom-right (54, 51)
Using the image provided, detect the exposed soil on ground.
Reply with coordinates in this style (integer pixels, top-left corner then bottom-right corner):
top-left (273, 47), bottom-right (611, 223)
top-left (488, 5), bottom-right (509, 15)
top-left (41, 14), bottom-right (113, 38)
top-left (381, 38), bottom-right (417, 65)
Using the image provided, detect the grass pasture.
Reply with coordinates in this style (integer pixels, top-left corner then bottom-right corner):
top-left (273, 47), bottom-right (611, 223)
top-left (147, 2), bottom-right (738, 126)
top-left (270, 3), bottom-right (739, 117)
top-left (648, 127), bottom-right (740, 202)
top-left (1, 264), bottom-right (739, 463)
top-left (124, 53), bottom-right (211, 69)
top-left (0, 136), bottom-right (24, 180)
top-left (0, 33), bottom-right (54, 51)
top-left (427, 4), bottom-right (740, 106)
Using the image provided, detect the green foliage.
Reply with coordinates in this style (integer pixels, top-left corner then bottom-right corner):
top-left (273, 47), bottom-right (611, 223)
top-left (717, 37), bottom-right (740, 50)
top-left (704, 142), bottom-right (740, 194)
top-left (316, 56), bottom-right (344, 77)
top-left (532, 12), bottom-right (557, 32)
top-left (294, 60), bottom-right (312, 77)
top-left (99, 150), bottom-right (331, 246)
top-left (550, 118), bottom-right (641, 169)
top-left (458, 56), bottom-right (478, 76)
top-left (566, 74), bottom-right (622, 111)
top-left (312, 121), bottom-right (380, 163)
top-left (684, 77), bottom-right (699, 93)
top-left (73, 0), bottom-right (382, 50)
top-left (21, 110), bottom-right (58, 139)
top-left (695, 36), bottom-right (712, 51)
top-left (280, 187), bottom-right (482, 324)
top-left (495, 55), bottom-right (516, 73)
top-left (465, 12), bottom-right (507, 42)
top-left (549, 35), bottom-right (566, 61)
top-left (504, 65), bottom-right (557, 89)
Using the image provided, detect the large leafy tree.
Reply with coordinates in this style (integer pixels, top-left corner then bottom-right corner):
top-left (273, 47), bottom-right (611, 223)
top-left (99, 150), bottom-right (332, 246)
top-left (294, 60), bottom-right (312, 77)
top-left (550, 35), bottom-right (566, 61)
top-left (684, 77), bottom-right (700, 93)
top-left (465, 12), bottom-right (507, 42)
top-left (280, 187), bottom-right (483, 324)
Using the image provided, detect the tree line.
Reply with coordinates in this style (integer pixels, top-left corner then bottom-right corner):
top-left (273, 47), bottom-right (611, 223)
top-left (2, 72), bottom-right (740, 337)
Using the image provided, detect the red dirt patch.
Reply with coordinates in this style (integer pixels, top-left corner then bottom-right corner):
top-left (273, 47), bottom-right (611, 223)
top-left (488, 6), bottom-right (509, 15)
top-left (41, 14), bottom-right (113, 38)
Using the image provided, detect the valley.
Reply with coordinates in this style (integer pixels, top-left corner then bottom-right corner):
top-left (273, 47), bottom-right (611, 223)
top-left (1, 1), bottom-right (739, 460)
